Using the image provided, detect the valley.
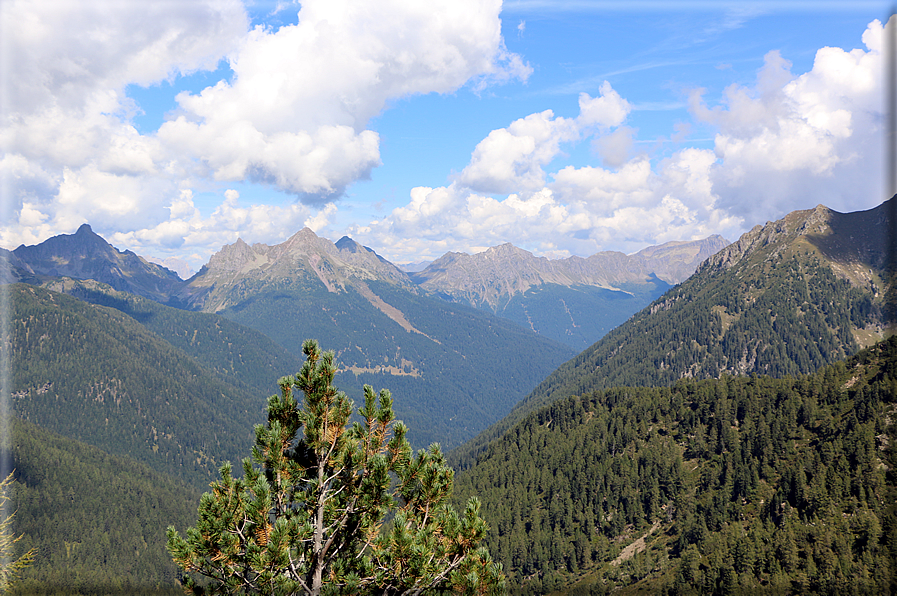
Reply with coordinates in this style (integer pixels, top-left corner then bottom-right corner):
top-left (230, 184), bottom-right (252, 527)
top-left (4, 197), bottom-right (895, 594)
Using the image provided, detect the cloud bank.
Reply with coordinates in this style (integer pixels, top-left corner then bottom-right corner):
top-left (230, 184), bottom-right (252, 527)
top-left (0, 1), bottom-right (891, 270)
top-left (350, 17), bottom-right (892, 262)
top-left (0, 0), bottom-right (529, 263)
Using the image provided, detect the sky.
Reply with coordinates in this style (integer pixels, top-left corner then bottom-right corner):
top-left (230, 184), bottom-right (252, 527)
top-left (0, 0), bottom-right (894, 277)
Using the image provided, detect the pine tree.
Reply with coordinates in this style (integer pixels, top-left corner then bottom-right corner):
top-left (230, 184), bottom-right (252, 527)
top-left (0, 471), bottom-right (35, 592)
top-left (167, 339), bottom-right (505, 595)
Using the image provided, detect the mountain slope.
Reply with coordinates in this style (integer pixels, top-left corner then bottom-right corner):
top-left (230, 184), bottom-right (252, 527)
top-left (6, 417), bottom-right (199, 595)
top-left (10, 284), bottom-right (264, 489)
top-left (450, 199), bottom-right (890, 469)
top-left (38, 276), bottom-right (303, 398)
top-left (411, 236), bottom-right (728, 349)
top-left (11, 224), bottom-right (184, 303)
top-left (453, 336), bottom-right (897, 594)
top-left (179, 229), bottom-right (576, 450)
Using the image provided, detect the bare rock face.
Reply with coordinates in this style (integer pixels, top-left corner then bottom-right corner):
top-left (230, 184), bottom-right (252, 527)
top-left (182, 228), bottom-right (416, 312)
top-left (411, 235), bottom-right (730, 311)
top-left (10, 224), bottom-right (183, 303)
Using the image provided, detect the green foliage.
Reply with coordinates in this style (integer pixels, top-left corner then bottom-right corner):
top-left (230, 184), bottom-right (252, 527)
top-left (453, 336), bottom-right (897, 594)
top-left (218, 278), bottom-right (574, 450)
top-left (42, 278), bottom-right (304, 397)
top-left (10, 284), bottom-right (265, 490)
top-left (168, 340), bottom-right (505, 595)
top-left (6, 418), bottom-right (200, 595)
top-left (0, 471), bottom-right (35, 592)
top-left (452, 254), bottom-right (881, 470)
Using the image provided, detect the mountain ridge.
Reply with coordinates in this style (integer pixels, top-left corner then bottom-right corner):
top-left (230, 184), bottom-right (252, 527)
top-left (11, 224), bottom-right (184, 303)
top-left (449, 196), bottom-right (893, 470)
top-left (410, 235), bottom-right (729, 309)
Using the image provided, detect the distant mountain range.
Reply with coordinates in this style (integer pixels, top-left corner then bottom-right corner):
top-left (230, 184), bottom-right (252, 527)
top-left (6, 196), bottom-right (894, 593)
top-left (6, 224), bottom-right (728, 350)
top-left (452, 198), bottom-right (893, 467)
top-left (411, 236), bottom-right (728, 348)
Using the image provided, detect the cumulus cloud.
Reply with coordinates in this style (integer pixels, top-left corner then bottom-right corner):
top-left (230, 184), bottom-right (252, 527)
top-left (351, 18), bottom-right (890, 264)
top-left (353, 146), bottom-right (740, 262)
top-left (693, 17), bottom-right (891, 220)
top-left (0, 0), bottom-right (247, 117)
top-left (456, 81), bottom-right (631, 193)
top-left (1, 0), bottom-right (529, 261)
top-left (157, 0), bottom-right (530, 201)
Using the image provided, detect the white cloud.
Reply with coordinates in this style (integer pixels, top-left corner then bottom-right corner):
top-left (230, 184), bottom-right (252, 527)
top-left (577, 81), bottom-right (631, 128)
top-left (351, 18), bottom-right (891, 264)
top-left (349, 146), bottom-right (740, 262)
top-left (157, 0), bottom-right (530, 201)
top-left (0, 0), bottom-right (247, 117)
top-left (456, 110), bottom-right (578, 194)
top-left (694, 17), bottom-right (891, 220)
top-left (0, 0), bottom-right (529, 261)
top-left (456, 81), bottom-right (631, 194)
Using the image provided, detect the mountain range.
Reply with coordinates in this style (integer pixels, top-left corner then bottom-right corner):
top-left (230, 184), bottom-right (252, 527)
top-left (5, 196), bottom-right (894, 594)
top-left (451, 199), bottom-right (892, 469)
top-left (410, 236), bottom-right (728, 348)
top-left (5, 223), bottom-right (728, 351)
top-left (450, 197), bottom-right (896, 593)
top-left (5, 224), bottom-right (725, 450)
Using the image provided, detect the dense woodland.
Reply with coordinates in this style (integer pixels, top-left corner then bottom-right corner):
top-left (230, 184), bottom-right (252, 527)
top-left (46, 278), bottom-right (305, 397)
top-left (451, 251), bottom-right (879, 471)
top-left (10, 284), bottom-right (263, 489)
top-left (453, 336), bottom-right (897, 594)
top-left (6, 418), bottom-right (199, 595)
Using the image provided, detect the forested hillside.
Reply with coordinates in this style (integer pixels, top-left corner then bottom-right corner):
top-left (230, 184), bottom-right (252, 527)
top-left (9, 284), bottom-right (263, 489)
top-left (453, 336), bottom-right (897, 594)
top-left (208, 269), bottom-right (574, 449)
top-left (39, 277), bottom-right (303, 397)
top-left (6, 418), bottom-right (199, 595)
top-left (451, 201), bottom-right (889, 469)
top-left (410, 237), bottom-right (727, 350)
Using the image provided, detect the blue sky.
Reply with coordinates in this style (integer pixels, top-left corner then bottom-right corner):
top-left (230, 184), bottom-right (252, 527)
top-left (1, 0), bottom-right (893, 275)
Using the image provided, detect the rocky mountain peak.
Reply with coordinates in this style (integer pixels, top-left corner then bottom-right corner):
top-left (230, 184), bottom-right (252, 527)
top-left (11, 224), bottom-right (182, 302)
top-left (335, 236), bottom-right (365, 253)
top-left (205, 237), bottom-right (261, 274)
top-left (701, 203), bottom-right (838, 274)
top-left (699, 197), bottom-right (894, 289)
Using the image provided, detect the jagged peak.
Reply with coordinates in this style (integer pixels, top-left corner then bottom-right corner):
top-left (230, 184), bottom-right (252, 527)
top-left (335, 236), bottom-right (365, 253)
top-left (204, 236), bottom-right (263, 273)
top-left (75, 223), bottom-right (94, 235)
top-left (701, 203), bottom-right (837, 273)
top-left (279, 227), bottom-right (337, 256)
top-left (287, 227), bottom-right (319, 240)
top-left (484, 242), bottom-right (531, 258)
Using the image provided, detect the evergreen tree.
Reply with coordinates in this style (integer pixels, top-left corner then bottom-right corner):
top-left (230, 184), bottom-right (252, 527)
top-left (0, 471), bottom-right (35, 592)
top-left (167, 339), bottom-right (505, 595)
